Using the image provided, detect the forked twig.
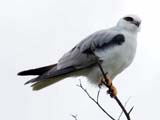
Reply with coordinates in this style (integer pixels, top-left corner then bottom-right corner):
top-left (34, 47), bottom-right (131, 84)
top-left (71, 114), bottom-right (78, 120)
top-left (77, 81), bottom-right (116, 120)
top-left (118, 97), bottom-right (132, 120)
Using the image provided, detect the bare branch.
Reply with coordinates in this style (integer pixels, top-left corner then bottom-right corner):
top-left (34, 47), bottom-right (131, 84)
top-left (91, 52), bottom-right (131, 120)
top-left (77, 81), bottom-right (116, 120)
top-left (118, 97), bottom-right (131, 120)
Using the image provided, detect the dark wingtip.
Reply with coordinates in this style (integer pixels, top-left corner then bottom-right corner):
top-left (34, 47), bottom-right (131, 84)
top-left (17, 64), bottom-right (57, 76)
top-left (17, 71), bottom-right (28, 76)
top-left (17, 72), bottom-right (22, 76)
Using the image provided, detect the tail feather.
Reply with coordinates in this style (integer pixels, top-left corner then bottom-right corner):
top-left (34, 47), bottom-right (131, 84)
top-left (19, 63), bottom-right (90, 91)
top-left (24, 78), bottom-right (37, 85)
top-left (23, 66), bottom-right (80, 90)
top-left (18, 64), bottom-right (57, 76)
top-left (30, 68), bottom-right (86, 90)
top-left (31, 76), bottom-right (64, 91)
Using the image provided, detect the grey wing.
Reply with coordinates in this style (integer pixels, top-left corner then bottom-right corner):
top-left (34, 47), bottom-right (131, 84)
top-left (57, 29), bottom-right (125, 70)
top-left (28, 29), bottom-right (125, 82)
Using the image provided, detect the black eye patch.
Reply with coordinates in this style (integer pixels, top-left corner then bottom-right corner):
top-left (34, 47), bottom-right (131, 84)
top-left (124, 17), bottom-right (134, 22)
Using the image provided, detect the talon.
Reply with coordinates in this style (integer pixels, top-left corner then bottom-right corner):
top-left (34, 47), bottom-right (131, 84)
top-left (107, 89), bottom-right (111, 94)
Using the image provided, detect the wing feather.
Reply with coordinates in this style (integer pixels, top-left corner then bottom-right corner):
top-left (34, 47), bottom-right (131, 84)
top-left (21, 28), bottom-right (125, 89)
top-left (57, 29), bottom-right (125, 70)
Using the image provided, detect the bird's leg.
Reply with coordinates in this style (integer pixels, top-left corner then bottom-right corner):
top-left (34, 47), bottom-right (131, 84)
top-left (106, 75), bottom-right (117, 97)
top-left (98, 74), bottom-right (117, 97)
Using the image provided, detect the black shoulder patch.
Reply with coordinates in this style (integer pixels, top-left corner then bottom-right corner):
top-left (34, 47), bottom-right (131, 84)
top-left (99, 34), bottom-right (125, 49)
top-left (111, 34), bottom-right (125, 45)
top-left (82, 34), bottom-right (125, 54)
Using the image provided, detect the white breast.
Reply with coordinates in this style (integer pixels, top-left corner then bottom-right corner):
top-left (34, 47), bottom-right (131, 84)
top-left (87, 31), bottom-right (137, 84)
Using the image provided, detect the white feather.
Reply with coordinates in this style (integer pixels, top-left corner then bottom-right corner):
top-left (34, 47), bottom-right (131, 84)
top-left (87, 15), bottom-right (141, 84)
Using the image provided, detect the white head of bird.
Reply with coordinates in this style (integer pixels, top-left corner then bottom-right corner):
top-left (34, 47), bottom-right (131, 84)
top-left (117, 15), bottom-right (141, 32)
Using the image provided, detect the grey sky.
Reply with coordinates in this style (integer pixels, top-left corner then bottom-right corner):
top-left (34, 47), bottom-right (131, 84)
top-left (1, 0), bottom-right (160, 120)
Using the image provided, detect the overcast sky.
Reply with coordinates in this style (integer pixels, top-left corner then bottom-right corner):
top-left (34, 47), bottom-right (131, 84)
top-left (1, 0), bottom-right (160, 120)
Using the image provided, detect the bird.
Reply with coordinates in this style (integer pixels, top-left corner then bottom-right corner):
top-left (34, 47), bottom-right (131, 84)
top-left (18, 15), bottom-right (141, 97)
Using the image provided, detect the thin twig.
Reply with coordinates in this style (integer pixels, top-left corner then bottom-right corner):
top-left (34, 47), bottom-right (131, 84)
top-left (128, 106), bottom-right (134, 115)
top-left (77, 81), bottom-right (116, 120)
top-left (92, 52), bottom-right (131, 120)
top-left (118, 97), bottom-right (131, 120)
top-left (71, 114), bottom-right (78, 120)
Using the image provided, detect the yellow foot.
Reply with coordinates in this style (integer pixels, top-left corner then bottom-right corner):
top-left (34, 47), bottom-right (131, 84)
top-left (98, 74), bottom-right (117, 97)
top-left (107, 82), bottom-right (117, 97)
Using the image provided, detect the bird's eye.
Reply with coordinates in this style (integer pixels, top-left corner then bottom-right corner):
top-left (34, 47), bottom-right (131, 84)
top-left (124, 17), bottom-right (134, 22)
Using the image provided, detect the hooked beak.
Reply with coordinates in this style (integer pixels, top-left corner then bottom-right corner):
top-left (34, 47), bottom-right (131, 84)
top-left (133, 21), bottom-right (141, 27)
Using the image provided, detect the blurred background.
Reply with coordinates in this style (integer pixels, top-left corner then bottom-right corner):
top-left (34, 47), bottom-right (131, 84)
top-left (1, 0), bottom-right (160, 120)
